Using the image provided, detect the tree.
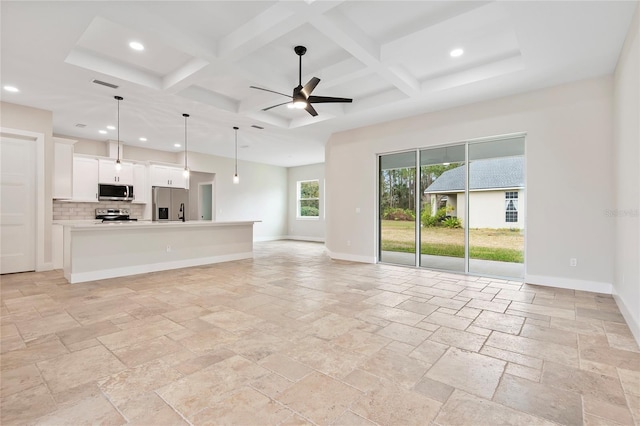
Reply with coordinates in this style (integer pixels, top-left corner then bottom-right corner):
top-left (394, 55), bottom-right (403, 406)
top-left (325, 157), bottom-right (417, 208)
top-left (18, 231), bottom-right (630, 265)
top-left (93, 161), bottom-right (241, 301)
top-left (379, 162), bottom-right (462, 216)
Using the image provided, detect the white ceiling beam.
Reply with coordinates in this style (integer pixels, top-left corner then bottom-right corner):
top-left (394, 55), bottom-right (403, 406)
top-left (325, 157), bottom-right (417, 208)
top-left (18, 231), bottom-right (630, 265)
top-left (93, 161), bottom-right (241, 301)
top-left (310, 11), bottom-right (420, 97)
top-left (162, 58), bottom-right (210, 91)
top-left (176, 86), bottom-right (239, 113)
top-left (305, 57), bottom-right (369, 89)
top-left (218, 3), bottom-right (297, 60)
top-left (218, 1), bottom-right (344, 61)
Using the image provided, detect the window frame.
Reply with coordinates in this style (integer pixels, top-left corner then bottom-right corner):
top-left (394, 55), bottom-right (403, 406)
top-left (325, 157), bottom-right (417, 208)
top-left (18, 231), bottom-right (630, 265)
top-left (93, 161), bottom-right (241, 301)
top-left (505, 191), bottom-right (519, 223)
top-left (297, 179), bottom-right (320, 220)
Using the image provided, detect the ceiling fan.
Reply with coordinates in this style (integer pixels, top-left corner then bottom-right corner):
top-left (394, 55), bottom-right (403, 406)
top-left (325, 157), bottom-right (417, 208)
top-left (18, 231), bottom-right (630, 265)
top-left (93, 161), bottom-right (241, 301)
top-left (250, 45), bottom-right (353, 117)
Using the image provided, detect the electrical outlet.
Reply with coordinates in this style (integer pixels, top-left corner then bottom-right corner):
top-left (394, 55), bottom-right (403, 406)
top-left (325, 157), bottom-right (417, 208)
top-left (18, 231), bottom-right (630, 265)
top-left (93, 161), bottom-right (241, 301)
top-left (570, 258), bottom-right (577, 267)
top-left (166, 245), bottom-right (171, 252)
top-left (347, 240), bottom-right (351, 247)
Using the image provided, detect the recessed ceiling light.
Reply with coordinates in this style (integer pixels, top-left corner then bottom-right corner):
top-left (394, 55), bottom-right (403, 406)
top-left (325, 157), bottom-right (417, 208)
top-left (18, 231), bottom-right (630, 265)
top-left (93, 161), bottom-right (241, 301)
top-left (106, 125), bottom-right (116, 130)
top-left (139, 137), bottom-right (147, 142)
top-left (99, 130), bottom-right (107, 134)
top-left (174, 143), bottom-right (181, 148)
top-left (129, 41), bottom-right (144, 51)
top-left (3, 85), bottom-right (19, 93)
top-left (450, 48), bottom-right (464, 58)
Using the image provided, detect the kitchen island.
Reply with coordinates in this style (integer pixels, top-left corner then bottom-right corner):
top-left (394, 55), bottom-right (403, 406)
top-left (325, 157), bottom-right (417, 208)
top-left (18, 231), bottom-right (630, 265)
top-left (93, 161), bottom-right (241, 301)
top-left (61, 221), bottom-right (256, 283)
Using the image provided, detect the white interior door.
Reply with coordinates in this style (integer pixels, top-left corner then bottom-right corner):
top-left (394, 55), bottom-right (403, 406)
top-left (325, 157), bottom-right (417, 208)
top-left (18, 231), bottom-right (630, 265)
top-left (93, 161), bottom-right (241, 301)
top-left (1, 136), bottom-right (36, 274)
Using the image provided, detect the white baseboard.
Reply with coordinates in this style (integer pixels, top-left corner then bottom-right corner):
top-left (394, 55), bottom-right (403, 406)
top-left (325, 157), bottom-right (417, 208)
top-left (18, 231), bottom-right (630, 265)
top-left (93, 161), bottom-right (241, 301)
top-left (326, 250), bottom-right (376, 264)
top-left (524, 274), bottom-right (612, 294)
top-left (285, 235), bottom-right (325, 243)
top-left (253, 235), bottom-right (288, 242)
top-left (66, 252), bottom-right (253, 284)
top-left (253, 236), bottom-right (326, 243)
top-left (612, 286), bottom-right (640, 347)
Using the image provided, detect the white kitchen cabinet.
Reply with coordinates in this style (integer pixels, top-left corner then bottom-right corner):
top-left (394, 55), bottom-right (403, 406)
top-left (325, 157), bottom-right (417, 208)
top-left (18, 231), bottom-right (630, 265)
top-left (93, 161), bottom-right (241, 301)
top-left (53, 137), bottom-right (76, 199)
top-left (72, 156), bottom-right (99, 202)
top-left (132, 164), bottom-right (148, 204)
top-left (169, 167), bottom-right (188, 189)
top-left (98, 159), bottom-right (133, 185)
top-left (150, 164), bottom-right (188, 189)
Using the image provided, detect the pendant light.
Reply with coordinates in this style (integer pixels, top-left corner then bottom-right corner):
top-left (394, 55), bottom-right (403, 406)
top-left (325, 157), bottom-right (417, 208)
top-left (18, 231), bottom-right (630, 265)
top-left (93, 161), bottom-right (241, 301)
top-left (233, 126), bottom-right (239, 184)
top-left (114, 96), bottom-right (123, 171)
top-left (182, 113), bottom-right (190, 178)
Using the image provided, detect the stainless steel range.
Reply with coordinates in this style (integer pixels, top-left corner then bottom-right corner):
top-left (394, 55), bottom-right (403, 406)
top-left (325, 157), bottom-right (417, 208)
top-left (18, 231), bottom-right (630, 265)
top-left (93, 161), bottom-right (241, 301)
top-left (95, 208), bottom-right (138, 223)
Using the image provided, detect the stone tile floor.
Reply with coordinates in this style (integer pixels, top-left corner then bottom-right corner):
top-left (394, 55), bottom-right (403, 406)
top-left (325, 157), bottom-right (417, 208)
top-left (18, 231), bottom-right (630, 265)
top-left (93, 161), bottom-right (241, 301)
top-left (1, 240), bottom-right (639, 425)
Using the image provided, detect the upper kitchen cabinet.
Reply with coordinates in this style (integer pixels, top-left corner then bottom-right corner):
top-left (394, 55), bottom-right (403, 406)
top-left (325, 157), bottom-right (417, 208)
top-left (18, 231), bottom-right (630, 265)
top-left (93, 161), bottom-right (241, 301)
top-left (98, 159), bottom-right (133, 185)
top-left (72, 156), bottom-right (99, 202)
top-left (149, 164), bottom-right (188, 189)
top-left (53, 137), bottom-right (77, 199)
top-left (132, 163), bottom-right (148, 204)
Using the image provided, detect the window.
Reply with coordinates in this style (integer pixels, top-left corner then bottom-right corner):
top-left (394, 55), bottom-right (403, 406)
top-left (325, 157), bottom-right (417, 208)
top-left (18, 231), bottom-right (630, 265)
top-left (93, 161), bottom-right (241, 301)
top-left (298, 180), bottom-right (319, 218)
top-left (505, 191), bottom-right (518, 222)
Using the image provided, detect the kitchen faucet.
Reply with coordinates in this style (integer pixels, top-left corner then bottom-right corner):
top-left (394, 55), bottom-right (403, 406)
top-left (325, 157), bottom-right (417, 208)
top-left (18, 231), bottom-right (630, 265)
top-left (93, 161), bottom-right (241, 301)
top-left (179, 203), bottom-right (185, 222)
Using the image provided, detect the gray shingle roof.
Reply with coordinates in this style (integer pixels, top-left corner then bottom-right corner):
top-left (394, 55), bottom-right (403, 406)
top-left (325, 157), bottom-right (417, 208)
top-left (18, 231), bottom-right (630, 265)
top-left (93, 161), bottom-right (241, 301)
top-left (425, 157), bottom-right (524, 193)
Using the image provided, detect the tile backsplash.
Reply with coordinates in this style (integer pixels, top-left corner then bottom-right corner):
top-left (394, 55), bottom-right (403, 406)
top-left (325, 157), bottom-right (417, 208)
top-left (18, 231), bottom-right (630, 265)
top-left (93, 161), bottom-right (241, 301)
top-left (53, 201), bottom-right (145, 220)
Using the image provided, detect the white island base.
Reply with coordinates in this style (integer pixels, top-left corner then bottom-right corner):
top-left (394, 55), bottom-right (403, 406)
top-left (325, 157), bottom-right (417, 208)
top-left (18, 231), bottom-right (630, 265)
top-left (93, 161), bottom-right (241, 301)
top-left (63, 221), bottom-right (256, 284)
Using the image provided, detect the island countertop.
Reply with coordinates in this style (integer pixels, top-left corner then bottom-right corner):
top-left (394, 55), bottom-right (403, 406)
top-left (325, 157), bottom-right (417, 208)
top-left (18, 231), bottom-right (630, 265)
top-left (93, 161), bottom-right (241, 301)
top-left (62, 220), bottom-right (257, 283)
top-left (60, 220), bottom-right (259, 230)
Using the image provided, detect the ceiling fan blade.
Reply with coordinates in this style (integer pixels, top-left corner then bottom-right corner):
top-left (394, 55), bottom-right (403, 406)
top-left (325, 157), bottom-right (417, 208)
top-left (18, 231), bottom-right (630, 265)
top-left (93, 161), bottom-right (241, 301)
top-left (308, 95), bottom-right (353, 104)
top-left (305, 103), bottom-right (318, 117)
top-left (301, 77), bottom-right (320, 98)
top-left (262, 101), bottom-right (291, 112)
top-left (249, 86), bottom-right (291, 98)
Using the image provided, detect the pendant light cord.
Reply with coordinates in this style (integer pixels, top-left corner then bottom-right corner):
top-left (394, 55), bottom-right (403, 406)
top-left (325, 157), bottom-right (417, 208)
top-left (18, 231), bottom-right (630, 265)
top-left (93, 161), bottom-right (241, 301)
top-left (183, 113), bottom-right (189, 170)
top-left (234, 126), bottom-right (239, 175)
top-left (117, 99), bottom-right (119, 161)
top-left (114, 96), bottom-right (123, 164)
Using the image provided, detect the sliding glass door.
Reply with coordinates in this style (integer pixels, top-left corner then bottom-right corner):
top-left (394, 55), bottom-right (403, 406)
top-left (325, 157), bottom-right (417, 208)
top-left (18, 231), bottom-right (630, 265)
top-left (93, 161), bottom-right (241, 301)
top-left (378, 136), bottom-right (525, 280)
top-left (379, 152), bottom-right (417, 266)
top-left (420, 145), bottom-right (466, 272)
top-left (468, 137), bottom-right (525, 278)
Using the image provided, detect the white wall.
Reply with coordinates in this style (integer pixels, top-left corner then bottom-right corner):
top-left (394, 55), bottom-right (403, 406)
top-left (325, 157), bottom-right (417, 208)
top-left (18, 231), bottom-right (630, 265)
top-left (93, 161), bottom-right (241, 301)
top-left (1, 102), bottom-right (53, 267)
top-left (187, 151), bottom-right (287, 241)
top-left (326, 76), bottom-right (615, 293)
top-left (287, 163), bottom-right (325, 242)
top-left (613, 6), bottom-right (640, 343)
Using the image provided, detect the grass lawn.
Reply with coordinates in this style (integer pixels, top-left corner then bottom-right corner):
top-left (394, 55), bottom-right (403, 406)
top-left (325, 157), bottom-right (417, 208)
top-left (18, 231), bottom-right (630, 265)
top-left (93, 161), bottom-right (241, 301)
top-left (381, 220), bottom-right (524, 263)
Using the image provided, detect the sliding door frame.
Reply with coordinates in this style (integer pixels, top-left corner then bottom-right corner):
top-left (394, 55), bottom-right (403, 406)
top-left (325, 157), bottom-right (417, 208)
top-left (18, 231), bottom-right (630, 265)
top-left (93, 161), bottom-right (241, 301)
top-left (377, 132), bottom-right (526, 279)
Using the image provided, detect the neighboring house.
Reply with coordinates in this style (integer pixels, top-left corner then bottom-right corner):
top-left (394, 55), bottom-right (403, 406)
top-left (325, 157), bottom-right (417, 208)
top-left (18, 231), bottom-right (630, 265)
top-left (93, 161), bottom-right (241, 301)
top-left (425, 157), bottom-right (525, 229)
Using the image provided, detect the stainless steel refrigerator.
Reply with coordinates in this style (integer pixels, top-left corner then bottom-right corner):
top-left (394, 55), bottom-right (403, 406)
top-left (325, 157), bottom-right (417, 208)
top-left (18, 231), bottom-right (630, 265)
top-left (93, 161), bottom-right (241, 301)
top-left (152, 187), bottom-right (189, 221)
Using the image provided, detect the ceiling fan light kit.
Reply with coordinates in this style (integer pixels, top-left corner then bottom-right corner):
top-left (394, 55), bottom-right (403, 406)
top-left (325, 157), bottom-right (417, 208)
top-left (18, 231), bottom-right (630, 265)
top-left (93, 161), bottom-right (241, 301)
top-left (250, 45), bottom-right (353, 117)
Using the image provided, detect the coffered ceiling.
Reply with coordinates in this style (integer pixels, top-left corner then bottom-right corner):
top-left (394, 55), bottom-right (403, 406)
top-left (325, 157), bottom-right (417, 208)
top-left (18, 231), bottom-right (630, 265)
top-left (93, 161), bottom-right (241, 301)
top-left (1, 1), bottom-right (636, 167)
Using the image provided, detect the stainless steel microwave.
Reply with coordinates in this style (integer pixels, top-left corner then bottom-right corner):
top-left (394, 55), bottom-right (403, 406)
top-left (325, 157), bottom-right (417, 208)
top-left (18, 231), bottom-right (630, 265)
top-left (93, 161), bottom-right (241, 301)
top-left (98, 184), bottom-right (134, 201)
